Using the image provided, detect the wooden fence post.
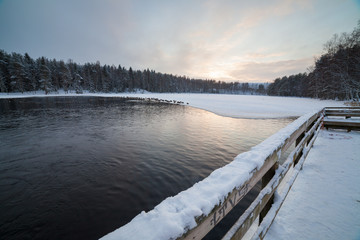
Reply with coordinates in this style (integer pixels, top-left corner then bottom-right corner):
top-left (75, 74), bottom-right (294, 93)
top-left (295, 132), bottom-right (304, 146)
top-left (259, 162), bottom-right (278, 223)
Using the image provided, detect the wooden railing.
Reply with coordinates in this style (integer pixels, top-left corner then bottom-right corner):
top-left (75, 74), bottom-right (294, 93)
top-left (323, 107), bottom-right (360, 131)
top-left (179, 109), bottom-right (324, 240)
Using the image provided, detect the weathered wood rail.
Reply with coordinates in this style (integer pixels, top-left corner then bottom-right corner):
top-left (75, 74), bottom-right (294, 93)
top-left (323, 107), bottom-right (360, 131)
top-left (178, 109), bottom-right (324, 240)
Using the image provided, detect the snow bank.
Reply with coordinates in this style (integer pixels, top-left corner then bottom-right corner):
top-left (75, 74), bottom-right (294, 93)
top-left (121, 93), bottom-right (341, 119)
top-left (264, 130), bottom-right (360, 240)
top-left (0, 91), bottom-right (344, 119)
top-left (100, 112), bottom-right (319, 240)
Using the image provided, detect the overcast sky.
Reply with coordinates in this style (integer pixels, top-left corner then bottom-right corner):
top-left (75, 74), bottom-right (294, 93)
top-left (0, 0), bottom-right (359, 82)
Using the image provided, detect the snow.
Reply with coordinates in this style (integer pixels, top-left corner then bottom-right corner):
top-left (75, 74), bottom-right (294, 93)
top-left (264, 130), bottom-right (360, 240)
top-left (100, 112), bottom-right (320, 240)
top-left (0, 91), bottom-right (345, 119)
top-left (224, 117), bottom-right (322, 240)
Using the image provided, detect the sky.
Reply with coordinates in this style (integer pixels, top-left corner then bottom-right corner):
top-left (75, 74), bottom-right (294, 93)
top-left (0, 0), bottom-right (359, 83)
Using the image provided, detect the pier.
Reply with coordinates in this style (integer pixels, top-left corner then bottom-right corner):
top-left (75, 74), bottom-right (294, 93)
top-left (263, 128), bottom-right (360, 240)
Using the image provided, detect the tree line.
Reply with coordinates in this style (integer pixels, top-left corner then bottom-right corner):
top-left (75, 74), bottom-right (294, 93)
top-left (267, 21), bottom-right (360, 101)
top-left (0, 50), bottom-right (266, 95)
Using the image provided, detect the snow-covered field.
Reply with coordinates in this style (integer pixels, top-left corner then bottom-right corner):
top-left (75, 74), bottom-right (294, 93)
top-left (0, 91), bottom-right (345, 118)
top-left (264, 130), bottom-right (360, 240)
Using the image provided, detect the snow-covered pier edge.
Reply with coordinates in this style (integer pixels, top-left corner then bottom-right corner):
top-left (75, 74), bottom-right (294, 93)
top-left (101, 108), bottom-right (329, 240)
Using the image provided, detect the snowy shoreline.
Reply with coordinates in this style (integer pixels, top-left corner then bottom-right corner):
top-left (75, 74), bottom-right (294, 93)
top-left (0, 91), bottom-right (345, 119)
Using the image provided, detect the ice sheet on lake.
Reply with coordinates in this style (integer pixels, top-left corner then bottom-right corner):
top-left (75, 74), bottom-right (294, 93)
top-left (0, 91), bottom-right (345, 119)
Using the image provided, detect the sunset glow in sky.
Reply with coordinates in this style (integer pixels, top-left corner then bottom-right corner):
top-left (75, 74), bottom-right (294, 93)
top-left (0, 0), bottom-right (359, 82)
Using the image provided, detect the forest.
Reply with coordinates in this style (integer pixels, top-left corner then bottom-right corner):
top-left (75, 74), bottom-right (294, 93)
top-left (2, 22), bottom-right (359, 100)
top-left (0, 50), bottom-right (265, 95)
top-left (267, 22), bottom-right (360, 101)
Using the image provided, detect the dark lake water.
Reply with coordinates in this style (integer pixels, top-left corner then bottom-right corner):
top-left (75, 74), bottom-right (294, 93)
top-left (0, 97), bottom-right (294, 240)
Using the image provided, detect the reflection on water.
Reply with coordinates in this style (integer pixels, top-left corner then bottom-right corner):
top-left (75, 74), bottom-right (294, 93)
top-left (0, 97), bottom-right (294, 240)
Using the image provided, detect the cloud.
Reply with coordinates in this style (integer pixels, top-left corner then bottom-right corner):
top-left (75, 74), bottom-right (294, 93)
top-left (244, 51), bottom-right (286, 61)
top-left (229, 58), bottom-right (314, 82)
top-left (0, 0), bottom-right (358, 83)
top-left (146, 0), bottom-right (316, 81)
top-left (201, 0), bottom-right (312, 49)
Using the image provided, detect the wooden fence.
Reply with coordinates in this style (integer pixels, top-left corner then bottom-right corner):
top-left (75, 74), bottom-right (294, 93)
top-left (179, 109), bottom-right (324, 240)
top-left (323, 107), bottom-right (360, 131)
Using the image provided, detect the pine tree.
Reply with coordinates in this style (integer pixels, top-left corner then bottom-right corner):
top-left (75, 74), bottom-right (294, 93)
top-left (95, 61), bottom-right (103, 92)
top-left (89, 65), bottom-right (97, 93)
top-left (8, 53), bottom-right (26, 93)
top-left (0, 68), bottom-right (6, 92)
top-left (73, 73), bottom-right (83, 94)
top-left (0, 51), bottom-right (9, 92)
top-left (59, 60), bottom-right (71, 93)
top-left (23, 53), bottom-right (37, 91)
top-left (38, 57), bottom-right (52, 94)
top-left (101, 65), bottom-right (110, 92)
top-left (128, 67), bottom-right (134, 91)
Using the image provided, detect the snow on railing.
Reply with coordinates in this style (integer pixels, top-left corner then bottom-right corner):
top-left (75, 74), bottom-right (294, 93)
top-left (100, 109), bottom-right (324, 240)
top-left (224, 113), bottom-right (323, 240)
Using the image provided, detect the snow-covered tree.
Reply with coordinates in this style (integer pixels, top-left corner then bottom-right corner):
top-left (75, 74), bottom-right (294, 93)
top-left (73, 73), bottom-right (83, 94)
top-left (58, 60), bottom-right (71, 93)
top-left (268, 21), bottom-right (360, 101)
top-left (0, 68), bottom-right (6, 92)
top-left (23, 53), bottom-right (37, 91)
top-left (38, 57), bottom-right (52, 94)
top-left (8, 53), bottom-right (26, 93)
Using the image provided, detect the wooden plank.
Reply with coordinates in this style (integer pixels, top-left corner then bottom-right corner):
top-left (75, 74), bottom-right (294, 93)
top-left (260, 163), bottom-right (278, 223)
top-left (229, 185), bottom-right (276, 240)
top-left (325, 109), bottom-right (360, 112)
top-left (281, 111), bottom-right (318, 152)
top-left (324, 119), bottom-right (360, 131)
top-left (325, 107), bottom-right (360, 117)
top-left (325, 107), bottom-right (360, 110)
top-left (323, 120), bottom-right (360, 127)
top-left (325, 113), bottom-right (360, 117)
top-left (180, 152), bottom-right (278, 240)
top-left (325, 112), bottom-right (360, 117)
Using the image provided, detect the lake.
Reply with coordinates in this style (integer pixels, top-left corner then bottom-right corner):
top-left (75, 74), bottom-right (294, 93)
top-left (0, 97), bottom-right (294, 239)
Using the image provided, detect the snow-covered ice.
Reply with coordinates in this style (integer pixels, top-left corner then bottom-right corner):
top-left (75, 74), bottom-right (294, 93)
top-left (0, 91), bottom-right (345, 119)
top-left (264, 130), bottom-right (360, 240)
top-left (119, 93), bottom-right (344, 119)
